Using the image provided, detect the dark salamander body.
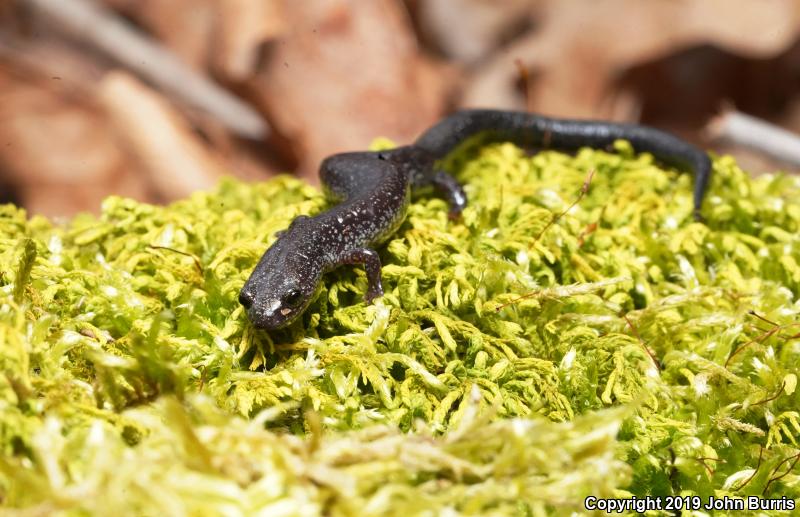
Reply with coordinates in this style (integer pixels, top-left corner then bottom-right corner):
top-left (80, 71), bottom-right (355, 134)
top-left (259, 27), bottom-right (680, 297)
top-left (239, 109), bottom-right (712, 330)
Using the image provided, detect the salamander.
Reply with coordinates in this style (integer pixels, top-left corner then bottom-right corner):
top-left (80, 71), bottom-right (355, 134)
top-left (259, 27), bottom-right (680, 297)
top-left (239, 109), bottom-right (712, 330)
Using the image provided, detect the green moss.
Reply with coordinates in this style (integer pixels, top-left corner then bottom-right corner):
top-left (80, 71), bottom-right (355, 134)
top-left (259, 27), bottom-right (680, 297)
top-left (1, 141), bottom-right (799, 515)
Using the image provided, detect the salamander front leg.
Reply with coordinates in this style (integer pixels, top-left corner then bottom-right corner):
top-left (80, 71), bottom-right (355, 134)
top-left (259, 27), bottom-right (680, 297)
top-left (432, 170), bottom-right (467, 219)
top-left (338, 248), bottom-right (384, 302)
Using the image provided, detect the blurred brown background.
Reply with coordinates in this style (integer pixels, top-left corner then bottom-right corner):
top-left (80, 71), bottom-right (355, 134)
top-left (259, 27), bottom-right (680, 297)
top-left (2, 0), bottom-right (800, 218)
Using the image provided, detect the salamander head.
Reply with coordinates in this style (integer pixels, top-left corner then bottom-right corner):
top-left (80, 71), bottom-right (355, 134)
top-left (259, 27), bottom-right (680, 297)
top-left (239, 224), bottom-right (321, 330)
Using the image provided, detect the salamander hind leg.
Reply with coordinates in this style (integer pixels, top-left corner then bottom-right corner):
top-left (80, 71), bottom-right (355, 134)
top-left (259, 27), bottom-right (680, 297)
top-left (337, 248), bottom-right (384, 302)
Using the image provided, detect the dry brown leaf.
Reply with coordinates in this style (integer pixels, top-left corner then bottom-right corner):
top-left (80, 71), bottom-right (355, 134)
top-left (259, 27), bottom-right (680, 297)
top-left (248, 0), bottom-right (455, 179)
top-left (102, 0), bottom-right (287, 82)
top-left (19, 172), bottom-right (149, 220)
top-left (0, 31), bottom-right (106, 95)
top-left (100, 0), bottom-right (216, 70)
top-left (0, 63), bottom-right (144, 217)
top-left (463, 0), bottom-right (800, 117)
top-left (98, 71), bottom-right (225, 200)
top-left (212, 0), bottom-right (287, 81)
top-left (23, 0), bottom-right (454, 185)
top-left (416, 0), bottom-right (540, 63)
top-left (0, 9), bottom-right (278, 216)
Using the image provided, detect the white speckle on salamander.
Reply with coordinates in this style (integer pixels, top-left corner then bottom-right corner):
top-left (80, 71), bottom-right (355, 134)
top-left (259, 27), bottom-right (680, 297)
top-left (266, 299), bottom-right (280, 315)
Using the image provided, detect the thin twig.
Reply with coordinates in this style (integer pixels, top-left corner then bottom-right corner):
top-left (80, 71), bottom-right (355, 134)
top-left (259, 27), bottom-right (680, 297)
top-left (693, 457), bottom-right (715, 477)
top-left (725, 327), bottom-right (779, 368)
top-left (533, 168), bottom-right (595, 242)
top-left (763, 451), bottom-right (800, 495)
top-left (148, 245), bottom-right (203, 275)
top-left (751, 382), bottom-right (786, 406)
top-left (494, 291), bottom-right (538, 311)
top-left (748, 310), bottom-right (779, 327)
top-left (622, 314), bottom-right (661, 371)
top-left (707, 108), bottom-right (800, 166)
top-left (734, 444), bottom-right (763, 491)
top-left (25, 0), bottom-right (268, 139)
top-left (726, 312), bottom-right (800, 368)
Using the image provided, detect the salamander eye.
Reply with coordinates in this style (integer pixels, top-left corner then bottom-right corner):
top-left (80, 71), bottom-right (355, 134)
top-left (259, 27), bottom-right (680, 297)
top-left (239, 290), bottom-right (254, 309)
top-left (282, 288), bottom-right (302, 307)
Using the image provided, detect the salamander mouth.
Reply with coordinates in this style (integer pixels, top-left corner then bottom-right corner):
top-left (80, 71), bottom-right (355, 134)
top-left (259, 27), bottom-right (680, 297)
top-left (247, 307), bottom-right (296, 330)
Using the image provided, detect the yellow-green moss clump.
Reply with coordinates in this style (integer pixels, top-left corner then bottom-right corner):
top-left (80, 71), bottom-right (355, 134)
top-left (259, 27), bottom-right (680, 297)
top-left (1, 141), bottom-right (799, 515)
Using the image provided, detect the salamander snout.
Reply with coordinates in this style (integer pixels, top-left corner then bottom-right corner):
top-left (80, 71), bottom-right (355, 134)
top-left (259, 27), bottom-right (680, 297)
top-left (239, 281), bottom-right (311, 330)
